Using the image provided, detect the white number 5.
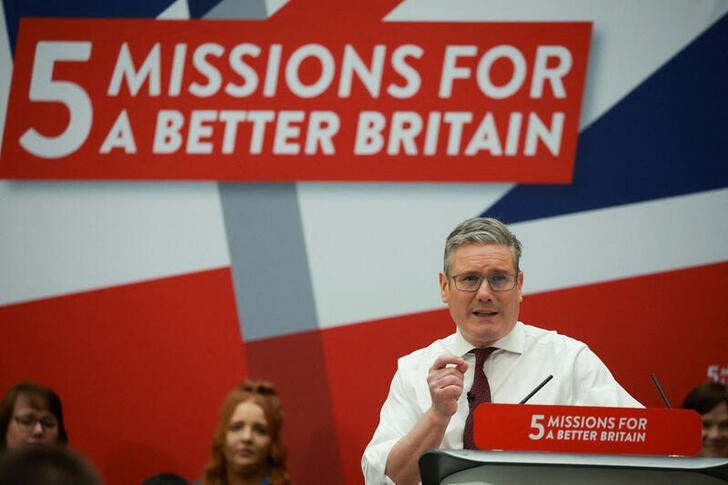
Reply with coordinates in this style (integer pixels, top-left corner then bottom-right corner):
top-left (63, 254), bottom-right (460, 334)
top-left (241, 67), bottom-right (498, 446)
top-left (20, 41), bottom-right (92, 158)
top-left (529, 414), bottom-right (545, 440)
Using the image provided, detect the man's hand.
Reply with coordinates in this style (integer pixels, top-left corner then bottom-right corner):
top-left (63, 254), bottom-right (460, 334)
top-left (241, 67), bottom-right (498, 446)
top-left (384, 354), bottom-right (469, 485)
top-left (427, 354), bottom-right (468, 418)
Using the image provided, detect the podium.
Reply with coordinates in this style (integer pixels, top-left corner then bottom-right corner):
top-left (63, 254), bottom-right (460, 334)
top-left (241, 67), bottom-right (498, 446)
top-left (418, 449), bottom-right (728, 484)
top-left (418, 404), bottom-right (726, 484)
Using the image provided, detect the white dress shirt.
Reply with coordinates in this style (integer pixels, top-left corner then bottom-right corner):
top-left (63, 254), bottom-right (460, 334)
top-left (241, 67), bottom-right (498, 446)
top-left (361, 321), bottom-right (642, 484)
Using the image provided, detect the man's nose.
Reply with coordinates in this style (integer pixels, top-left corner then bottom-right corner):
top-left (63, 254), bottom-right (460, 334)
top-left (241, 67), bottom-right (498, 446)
top-left (476, 279), bottom-right (494, 300)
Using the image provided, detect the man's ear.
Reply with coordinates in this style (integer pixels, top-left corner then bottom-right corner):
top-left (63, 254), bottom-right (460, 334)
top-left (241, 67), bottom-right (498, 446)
top-left (439, 272), bottom-right (449, 304)
top-left (517, 270), bottom-right (524, 302)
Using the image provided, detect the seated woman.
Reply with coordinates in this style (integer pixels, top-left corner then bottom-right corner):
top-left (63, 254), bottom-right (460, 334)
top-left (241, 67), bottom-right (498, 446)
top-left (200, 380), bottom-right (290, 485)
top-left (681, 381), bottom-right (728, 457)
top-left (0, 381), bottom-right (68, 451)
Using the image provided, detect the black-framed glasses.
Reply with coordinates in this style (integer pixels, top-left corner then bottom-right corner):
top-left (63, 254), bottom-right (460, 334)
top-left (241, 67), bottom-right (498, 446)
top-left (450, 272), bottom-right (518, 292)
top-left (13, 414), bottom-right (58, 431)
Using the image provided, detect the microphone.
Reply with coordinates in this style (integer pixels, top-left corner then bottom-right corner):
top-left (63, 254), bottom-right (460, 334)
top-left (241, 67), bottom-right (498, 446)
top-left (650, 373), bottom-right (672, 408)
top-left (519, 375), bottom-right (553, 404)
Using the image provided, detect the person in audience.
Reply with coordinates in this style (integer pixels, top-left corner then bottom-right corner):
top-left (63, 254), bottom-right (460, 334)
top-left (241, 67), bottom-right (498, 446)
top-left (141, 472), bottom-right (190, 484)
top-left (0, 382), bottom-right (68, 451)
top-left (362, 217), bottom-right (642, 485)
top-left (0, 444), bottom-right (100, 485)
top-left (681, 380), bottom-right (728, 457)
top-left (200, 380), bottom-right (290, 485)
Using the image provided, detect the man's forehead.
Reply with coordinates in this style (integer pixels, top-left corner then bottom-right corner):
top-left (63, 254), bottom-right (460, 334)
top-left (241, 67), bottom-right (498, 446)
top-left (452, 243), bottom-right (513, 264)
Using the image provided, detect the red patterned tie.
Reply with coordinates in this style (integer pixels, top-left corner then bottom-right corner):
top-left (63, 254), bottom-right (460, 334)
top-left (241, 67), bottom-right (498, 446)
top-left (463, 347), bottom-right (497, 449)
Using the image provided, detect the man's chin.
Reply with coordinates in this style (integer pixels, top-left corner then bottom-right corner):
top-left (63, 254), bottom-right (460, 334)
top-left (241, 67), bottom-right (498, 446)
top-left (462, 325), bottom-right (504, 346)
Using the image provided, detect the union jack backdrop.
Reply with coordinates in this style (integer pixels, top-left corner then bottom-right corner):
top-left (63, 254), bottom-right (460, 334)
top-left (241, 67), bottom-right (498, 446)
top-left (1, 1), bottom-right (726, 483)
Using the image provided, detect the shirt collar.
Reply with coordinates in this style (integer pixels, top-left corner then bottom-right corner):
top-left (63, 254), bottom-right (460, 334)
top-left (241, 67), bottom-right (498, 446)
top-left (452, 321), bottom-right (525, 356)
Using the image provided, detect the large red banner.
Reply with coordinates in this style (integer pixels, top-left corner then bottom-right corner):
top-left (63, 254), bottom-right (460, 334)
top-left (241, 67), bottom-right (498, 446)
top-left (1, 17), bottom-right (591, 182)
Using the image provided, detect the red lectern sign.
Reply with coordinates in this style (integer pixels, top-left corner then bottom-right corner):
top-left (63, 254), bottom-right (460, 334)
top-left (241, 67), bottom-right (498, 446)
top-left (474, 403), bottom-right (701, 456)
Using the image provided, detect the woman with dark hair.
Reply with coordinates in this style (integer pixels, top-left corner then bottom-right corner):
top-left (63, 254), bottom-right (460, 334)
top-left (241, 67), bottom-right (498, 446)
top-left (0, 381), bottom-right (68, 451)
top-left (0, 445), bottom-right (100, 485)
top-left (201, 380), bottom-right (290, 485)
top-left (681, 381), bottom-right (728, 457)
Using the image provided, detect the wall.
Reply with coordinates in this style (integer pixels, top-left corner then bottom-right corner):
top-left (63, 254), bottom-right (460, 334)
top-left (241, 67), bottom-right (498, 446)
top-left (1, 1), bottom-right (727, 484)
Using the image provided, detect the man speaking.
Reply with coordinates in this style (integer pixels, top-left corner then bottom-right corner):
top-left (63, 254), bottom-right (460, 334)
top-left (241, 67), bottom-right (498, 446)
top-left (362, 217), bottom-right (641, 485)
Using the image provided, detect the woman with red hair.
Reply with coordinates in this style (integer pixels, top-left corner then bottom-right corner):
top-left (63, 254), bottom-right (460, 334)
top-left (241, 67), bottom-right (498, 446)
top-left (201, 380), bottom-right (290, 485)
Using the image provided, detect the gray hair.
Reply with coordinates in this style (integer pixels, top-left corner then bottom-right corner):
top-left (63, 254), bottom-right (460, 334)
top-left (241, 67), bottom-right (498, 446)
top-left (443, 217), bottom-right (522, 276)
